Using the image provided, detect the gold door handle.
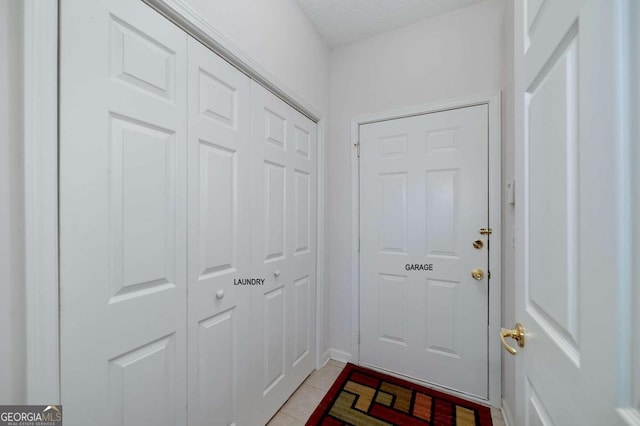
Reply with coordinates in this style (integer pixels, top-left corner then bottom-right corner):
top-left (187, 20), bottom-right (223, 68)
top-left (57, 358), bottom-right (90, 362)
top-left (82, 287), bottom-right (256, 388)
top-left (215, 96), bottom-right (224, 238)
top-left (500, 323), bottom-right (525, 355)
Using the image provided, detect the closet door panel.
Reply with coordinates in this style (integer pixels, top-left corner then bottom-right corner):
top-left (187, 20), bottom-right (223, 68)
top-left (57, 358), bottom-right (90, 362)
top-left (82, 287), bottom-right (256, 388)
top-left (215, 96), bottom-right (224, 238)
top-left (264, 160), bottom-right (287, 262)
top-left (250, 82), bottom-right (317, 424)
top-left (187, 38), bottom-right (252, 426)
top-left (60, 0), bottom-right (188, 424)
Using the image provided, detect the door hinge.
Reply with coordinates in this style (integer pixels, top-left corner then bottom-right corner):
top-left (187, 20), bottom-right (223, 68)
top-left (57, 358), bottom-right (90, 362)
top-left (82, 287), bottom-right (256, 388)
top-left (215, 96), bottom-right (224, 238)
top-left (488, 270), bottom-right (491, 279)
top-left (358, 331), bottom-right (361, 345)
top-left (354, 141), bottom-right (360, 158)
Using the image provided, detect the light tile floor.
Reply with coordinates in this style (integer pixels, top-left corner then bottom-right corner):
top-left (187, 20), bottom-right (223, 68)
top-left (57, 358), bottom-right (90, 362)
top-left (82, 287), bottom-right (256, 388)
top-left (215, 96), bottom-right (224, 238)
top-left (268, 360), bottom-right (345, 425)
top-left (268, 360), bottom-right (507, 426)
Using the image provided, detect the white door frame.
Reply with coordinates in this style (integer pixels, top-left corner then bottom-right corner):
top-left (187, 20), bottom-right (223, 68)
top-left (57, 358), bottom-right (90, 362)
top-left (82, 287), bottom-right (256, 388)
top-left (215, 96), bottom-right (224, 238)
top-left (350, 92), bottom-right (502, 406)
top-left (25, 0), bottom-right (328, 404)
top-left (23, 0), bottom-right (59, 403)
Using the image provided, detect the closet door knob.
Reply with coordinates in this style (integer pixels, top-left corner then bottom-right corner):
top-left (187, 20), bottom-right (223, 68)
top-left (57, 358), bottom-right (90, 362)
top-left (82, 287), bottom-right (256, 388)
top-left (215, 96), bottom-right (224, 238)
top-left (216, 289), bottom-right (225, 299)
top-left (274, 270), bottom-right (280, 277)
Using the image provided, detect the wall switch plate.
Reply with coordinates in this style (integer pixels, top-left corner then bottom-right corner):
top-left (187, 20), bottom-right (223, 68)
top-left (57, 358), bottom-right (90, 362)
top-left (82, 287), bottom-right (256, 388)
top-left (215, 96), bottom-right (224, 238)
top-left (506, 180), bottom-right (515, 205)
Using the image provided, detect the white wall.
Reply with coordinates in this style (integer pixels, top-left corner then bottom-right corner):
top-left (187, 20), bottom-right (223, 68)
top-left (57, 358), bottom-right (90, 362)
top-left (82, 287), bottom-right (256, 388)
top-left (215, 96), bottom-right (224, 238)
top-left (0, 0), bottom-right (26, 404)
top-left (182, 0), bottom-right (330, 116)
top-left (327, 0), bottom-right (510, 363)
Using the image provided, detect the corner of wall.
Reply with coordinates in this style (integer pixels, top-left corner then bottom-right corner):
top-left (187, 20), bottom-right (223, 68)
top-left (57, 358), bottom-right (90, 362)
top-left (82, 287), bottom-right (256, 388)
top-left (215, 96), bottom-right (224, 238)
top-left (329, 349), bottom-right (354, 365)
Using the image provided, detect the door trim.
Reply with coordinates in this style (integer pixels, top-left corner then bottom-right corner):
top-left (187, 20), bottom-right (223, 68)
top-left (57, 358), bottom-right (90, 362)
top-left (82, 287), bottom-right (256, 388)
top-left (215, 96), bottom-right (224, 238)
top-left (350, 92), bottom-right (502, 406)
top-left (23, 0), bottom-right (59, 403)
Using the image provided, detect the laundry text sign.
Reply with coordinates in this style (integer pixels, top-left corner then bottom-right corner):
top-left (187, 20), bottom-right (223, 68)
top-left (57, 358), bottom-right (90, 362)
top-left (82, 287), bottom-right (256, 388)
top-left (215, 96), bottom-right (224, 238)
top-left (234, 278), bottom-right (266, 285)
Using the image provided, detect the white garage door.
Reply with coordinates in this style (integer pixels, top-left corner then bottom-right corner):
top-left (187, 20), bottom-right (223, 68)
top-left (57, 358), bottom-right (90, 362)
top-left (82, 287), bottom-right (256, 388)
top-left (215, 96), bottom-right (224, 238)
top-left (359, 105), bottom-right (490, 399)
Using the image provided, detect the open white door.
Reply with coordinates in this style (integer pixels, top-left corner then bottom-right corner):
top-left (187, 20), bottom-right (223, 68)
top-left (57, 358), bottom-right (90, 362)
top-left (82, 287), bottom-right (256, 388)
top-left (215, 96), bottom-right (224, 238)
top-left (512, 0), bottom-right (639, 424)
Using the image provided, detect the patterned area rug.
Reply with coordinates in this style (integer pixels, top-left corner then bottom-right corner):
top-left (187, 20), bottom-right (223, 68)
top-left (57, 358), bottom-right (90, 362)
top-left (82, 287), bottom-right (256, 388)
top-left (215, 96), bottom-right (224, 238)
top-left (307, 363), bottom-right (493, 425)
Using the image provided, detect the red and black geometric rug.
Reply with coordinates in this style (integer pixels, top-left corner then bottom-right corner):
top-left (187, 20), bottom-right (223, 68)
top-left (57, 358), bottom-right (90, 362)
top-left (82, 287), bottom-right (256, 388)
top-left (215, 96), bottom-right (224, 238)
top-left (307, 363), bottom-right (493, 425)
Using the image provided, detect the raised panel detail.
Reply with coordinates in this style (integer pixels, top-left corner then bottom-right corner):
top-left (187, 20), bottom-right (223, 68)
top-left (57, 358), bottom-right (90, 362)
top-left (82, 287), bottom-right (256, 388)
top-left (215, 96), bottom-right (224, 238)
top-left (379, 172), bottom-right (407, 254)
top-left (379, 134), bottom-right (408, 158)
top-left (110, 15), bottom-right (175, 101)
top-left (265, 108), bottom-right (286, 149)
top-left (264, 286), bottom-right (285, 394)
top-left (526, 379), bottom-right (553, 426)
top-left (199, 69), bottom-right (237, 128)
top-left (426, 169), bottom-right (458, 257)
top-left (426, 128), bottom-right (458, 153)
top-left (197, 309), bottom-right (236, 426)
top-left (294, 126), bottom-right (310, 158)
top-left (526, 0), bottom-right (547, 34)
top-left (293, 275), bottom-right (310, 366)
top-left (109, 334), bottom-right (176, 425)
top-left (426, 279), bottom-right (459, 357)
top-left (294, 170), bottom-right (310, 255)
top-left (378, 274), bottom-right (408, 346)
top-left (199, 141), bottom-right (237, 279)
top-left (264, 161), bottom-right (286, 262)
top-left (527, 36), bottom-right (579, 360)
top-left (109, 114), bottom-right (176, 304)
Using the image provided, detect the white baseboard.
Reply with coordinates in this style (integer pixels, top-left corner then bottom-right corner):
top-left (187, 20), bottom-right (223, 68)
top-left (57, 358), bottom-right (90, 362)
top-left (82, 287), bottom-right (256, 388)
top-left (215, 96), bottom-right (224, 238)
top-left (320, 348), bottom-right (331, 368)
top-left (501, 397), bottom-right (515, 426)
top-left (329, 348), bottom-right (353, 364)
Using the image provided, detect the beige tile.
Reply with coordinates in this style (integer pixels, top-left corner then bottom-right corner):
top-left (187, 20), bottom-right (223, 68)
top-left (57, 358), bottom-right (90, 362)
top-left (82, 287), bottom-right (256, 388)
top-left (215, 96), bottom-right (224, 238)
top-left (267, 412), bottom-right (305, 426)
top-left (491, 416), bottom-right (506, 426)
top-left (328, 359), bottom-right (346, 369)
top-left (281, 383), bottom-right (327, 422)
top-left (305, 365), bottom-right (343, 391)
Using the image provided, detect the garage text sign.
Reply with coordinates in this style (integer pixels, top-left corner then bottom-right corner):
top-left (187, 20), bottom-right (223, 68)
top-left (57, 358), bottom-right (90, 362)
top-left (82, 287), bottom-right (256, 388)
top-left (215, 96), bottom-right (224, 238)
top-left (404, 264), bottom-right (434, 271)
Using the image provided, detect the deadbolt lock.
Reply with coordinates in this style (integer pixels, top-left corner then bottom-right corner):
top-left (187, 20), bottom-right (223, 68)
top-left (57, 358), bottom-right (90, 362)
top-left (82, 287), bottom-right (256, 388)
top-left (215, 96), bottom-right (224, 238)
top-left (479, 228), bottom-right (492, 235)
top-left (471, 268), bottom-right (484, 281)
top-left (473, 240), bottom-right (484, 249)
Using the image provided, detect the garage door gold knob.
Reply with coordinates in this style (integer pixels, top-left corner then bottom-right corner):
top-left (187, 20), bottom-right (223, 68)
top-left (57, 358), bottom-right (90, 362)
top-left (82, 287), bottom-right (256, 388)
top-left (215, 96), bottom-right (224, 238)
top-left (471, 268), bottom-right (484, 281)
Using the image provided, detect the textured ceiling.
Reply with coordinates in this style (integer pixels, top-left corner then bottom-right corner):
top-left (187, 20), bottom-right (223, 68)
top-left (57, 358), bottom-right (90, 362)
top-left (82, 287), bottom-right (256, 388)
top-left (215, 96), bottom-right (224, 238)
top-left (296, 0), bottom-right (484, 48)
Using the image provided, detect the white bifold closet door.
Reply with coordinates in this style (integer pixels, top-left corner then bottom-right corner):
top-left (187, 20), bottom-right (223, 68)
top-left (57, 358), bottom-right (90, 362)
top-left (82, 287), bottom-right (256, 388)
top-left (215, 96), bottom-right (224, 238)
top-left (60, 0), bottom-right (317, 424)
top-left (60, 0), bottom-right (188, 425)
top-left (250, 82), bottom-right (317, 425)
top-left (186, 38), bottom-right (253, 426)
